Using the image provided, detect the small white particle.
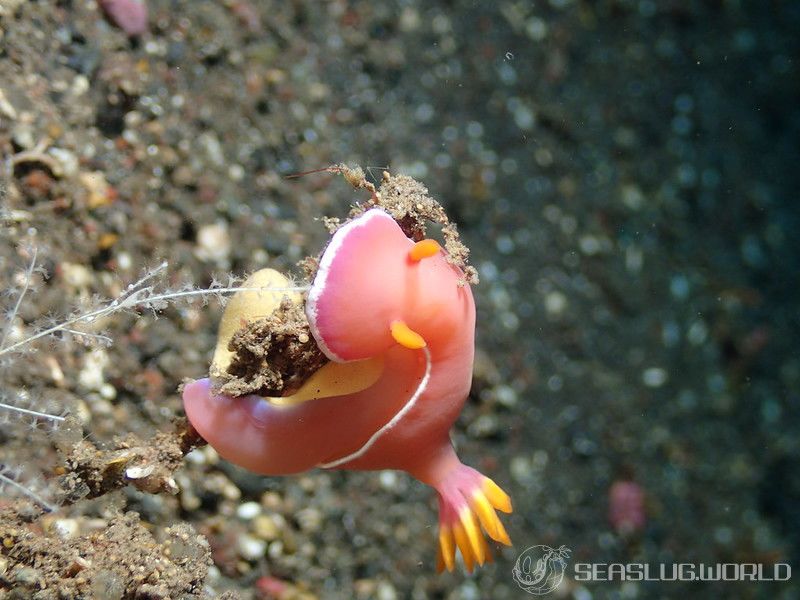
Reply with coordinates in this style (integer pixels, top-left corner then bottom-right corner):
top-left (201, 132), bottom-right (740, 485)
top-left (642, 367), bottom-right (668, 388)
top-left (236, 501), bottom-right (261, 520)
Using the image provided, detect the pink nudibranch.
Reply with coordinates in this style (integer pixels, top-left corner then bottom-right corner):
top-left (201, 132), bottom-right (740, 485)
top-left (182, 208), bottom-right (512, 572)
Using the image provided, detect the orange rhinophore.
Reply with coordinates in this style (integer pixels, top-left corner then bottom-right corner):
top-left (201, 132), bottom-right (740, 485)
top-left (182, 208), bottom-right (512, 571)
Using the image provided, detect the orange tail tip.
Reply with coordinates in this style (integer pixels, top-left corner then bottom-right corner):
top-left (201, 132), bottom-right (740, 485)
top-left (434, 466), bottom-right (513, 573)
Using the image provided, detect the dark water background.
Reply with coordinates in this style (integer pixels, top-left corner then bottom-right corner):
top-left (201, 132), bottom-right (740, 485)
top-left (418, 3), bottom-right (800, 598)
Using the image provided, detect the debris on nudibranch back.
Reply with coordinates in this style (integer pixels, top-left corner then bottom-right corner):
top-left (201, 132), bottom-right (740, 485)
top-left (209, 269), bottom-right (326, 398)
top-left (182, 170), bottom-right (511, 572)
top-left (210, 269), bottom-right (301, 376)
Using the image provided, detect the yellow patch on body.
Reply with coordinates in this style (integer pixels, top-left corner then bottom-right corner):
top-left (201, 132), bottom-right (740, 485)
top-left (267, 357), bottom-right (383, 407)
top-left (390, 320), bottom-right (426, 349)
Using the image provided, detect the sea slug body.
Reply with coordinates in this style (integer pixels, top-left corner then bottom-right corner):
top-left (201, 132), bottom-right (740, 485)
top-left (183, 207), bottom-right (512, 571)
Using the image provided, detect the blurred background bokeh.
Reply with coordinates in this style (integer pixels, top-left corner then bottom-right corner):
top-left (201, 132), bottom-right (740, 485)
top-left (1, 1), bottom-right (798, 598)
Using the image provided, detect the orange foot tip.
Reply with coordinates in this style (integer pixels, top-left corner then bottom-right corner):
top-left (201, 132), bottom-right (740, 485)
top-left (436, 476), bottom-right (513, 573)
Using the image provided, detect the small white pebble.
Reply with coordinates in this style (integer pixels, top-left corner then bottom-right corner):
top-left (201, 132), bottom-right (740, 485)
top-left (457, 580), bottom-right (480, 600)
top-left (267, 540), bottom-right (284, 559)
top-left (642, 367), bottom-right (668, 388)
top-left (52, 519), bottom-right (79, 539)
top-left (513, 104), bottom-right (535, 130)
top-left (206, 565), bottom-right (221, 584)
top-left (545, 291), bottom-right (568, 316)
top-left (125, 465), bottom-right (155, 480)
top-left (117, 252), bottom-right (132, 271)
top-left (621, 184), bottom-right (645, 210)
top-left (579, 235), bottom-right (601, 255)
top-left (376, 581), bottom-right (398, 600)
top-left (71, 75), bottom-right (89, 96)
top-left (237, 535), bottom-right (267, 560)
top-left (99, 383), bottom-right (117, 400)
top-left (78, 349), bottom-right (109, 391)
top-left (525, 17), bottom-right (548, 41)
top-left (12, 124), bottom-right (35, 149)
top-left (228, 164), bottom-right (245, 181)
top-left (184, 448), bottom-right (206, 465)
top-left (379, 471), bottom-right (399, 491)
top-left (199, 132), bottom-right (225, 167)
top-left (61, 262), bottom-right (93, 288)
top-left (195, 222), bottom-right (231, 267)
top-left (468, 414), bottom-right (498, 438)
top-left (494, 384), bottom-right (518, 408)
top-left (48, 147), bottom-right (79, 177)
top-left (510, 456), bottom-right (533, 485)
top-left (236, 501), bottom-right (261, 520)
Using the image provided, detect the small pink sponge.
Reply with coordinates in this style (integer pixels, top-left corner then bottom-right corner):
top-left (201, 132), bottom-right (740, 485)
top-left (99, 0), bottom-right (148, 36)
